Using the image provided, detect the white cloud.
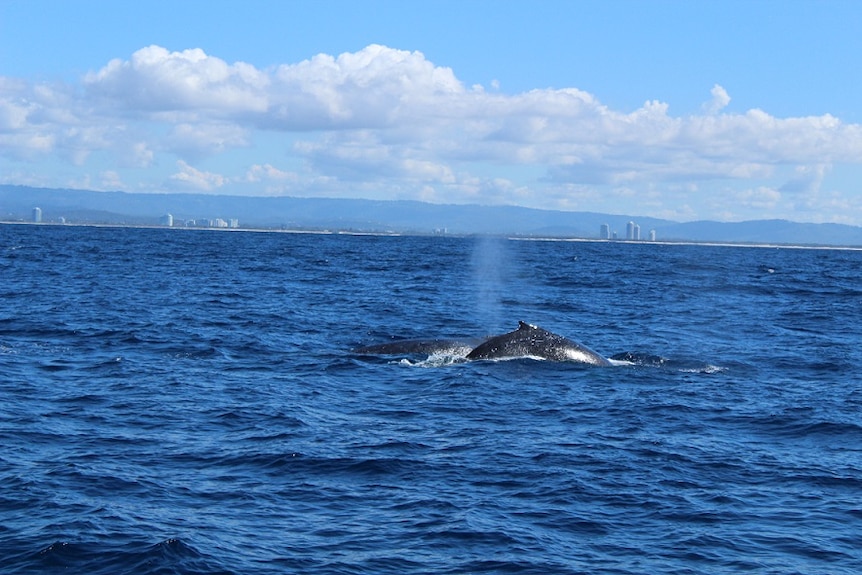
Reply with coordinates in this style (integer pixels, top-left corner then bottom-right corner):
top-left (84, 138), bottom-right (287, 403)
top-left (0, 79), bottom-right (63, 158)
top-left (298, 130), bottom-right (457, 185)
top-left (244, 163), bottom-right (296, 183)
top-left (168, 122), bottom-right (250, 157)
top-left (703, 84), bottom-right (731, 114)
top-left (0, 132), bottom-right (56, 159)
top-left (3, 44), bottom-right (862, 222)
top-left (100, 170), bottom-right (124, 190)
top-left (84, 45), bottom-right (269, 116)
top-left (267, 44), bottom-right (463, 129)
top-left (732, 186), bottom-right (782, 209)
top-left (125, 141), bottom-right (154, 168)
top-left (242, 163), bottom-right (300, 195)
top-left (0, 95), bottom-right (30, 130)
top-left (780, 164), bottom-right (829, 195)
top-left (169, 160), bottom-right (227, 191)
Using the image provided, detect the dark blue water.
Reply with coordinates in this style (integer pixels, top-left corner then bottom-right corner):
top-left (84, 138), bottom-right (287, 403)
top-left (1, 224), bottom-right (860, 574)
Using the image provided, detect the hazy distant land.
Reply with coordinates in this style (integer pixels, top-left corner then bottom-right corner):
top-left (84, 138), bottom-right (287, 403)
top-left (2, 185), bottom-right (861, 247)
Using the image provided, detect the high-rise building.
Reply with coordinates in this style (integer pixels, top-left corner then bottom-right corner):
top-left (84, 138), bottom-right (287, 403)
top-left (649, 229), bottom-right (656, 241)
top-left (32, 207), bottom-right (42, 223)
top-left (626, 221), bottom-right (635, 240)
top-left (634, 224), bottom-right (640, 240)
top-left (600, 223), bottom-right (610, 239)
top-left (159, 213), bottom-right (173, 227)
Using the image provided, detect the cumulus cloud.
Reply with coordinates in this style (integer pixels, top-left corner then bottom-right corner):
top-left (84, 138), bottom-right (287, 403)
top-left (168, 160), bottom-right (227, 191)
top-left (267, 44), bottom-right (463, 129)
top-left (244, 163), bottom-right (297, 183)
top-left (84, 45), bottom-right (270, 116)
top-left (100, 170), bottom-right (124, 190)
top-left (242, 163), bottom-right (300, 195)
top-left (3, 44), bottom-right (862, 222)
top-left (779, 164), bottom-right (829, 195)
top-left (703, 84), bottom-right (731, 114)
top-left (167, 122), bottom-right (250, 157)
top-left (0, 79), bottom-right (63, 158)
top-left (298, 130), bottom-right (456, 184)
top-left (124, 142), bottom-right (155, 168)
top-left (733, 186), bottom-right (782, 209)
top-left (0, 95), bottom-right (31, 130)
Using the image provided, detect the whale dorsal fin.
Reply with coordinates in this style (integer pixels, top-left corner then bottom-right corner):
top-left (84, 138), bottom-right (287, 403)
top-left (518, 321), bottom-right (538, 331)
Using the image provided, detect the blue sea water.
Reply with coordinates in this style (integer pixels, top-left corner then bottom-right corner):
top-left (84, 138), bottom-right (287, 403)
top-left (1, 223), bottom-right (860, 575)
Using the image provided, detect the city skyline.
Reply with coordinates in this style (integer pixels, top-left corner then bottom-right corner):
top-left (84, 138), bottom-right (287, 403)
top-left (7, 185), bottom-right (860, 246)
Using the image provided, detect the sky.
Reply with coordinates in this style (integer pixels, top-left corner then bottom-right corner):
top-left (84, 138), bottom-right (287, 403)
top-left (2, 0), bottom-right (862, 225)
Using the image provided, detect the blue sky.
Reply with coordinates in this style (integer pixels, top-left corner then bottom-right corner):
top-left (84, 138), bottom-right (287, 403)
top-left (2, 0), bottom-right (862, 224)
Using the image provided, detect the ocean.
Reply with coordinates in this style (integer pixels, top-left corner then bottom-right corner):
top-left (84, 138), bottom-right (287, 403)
top-left (1, 223), bottom-right (860, 574)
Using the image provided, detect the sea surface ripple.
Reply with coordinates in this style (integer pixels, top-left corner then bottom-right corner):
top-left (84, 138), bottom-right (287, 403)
top-left (1, 224), bottom-right (860, 574)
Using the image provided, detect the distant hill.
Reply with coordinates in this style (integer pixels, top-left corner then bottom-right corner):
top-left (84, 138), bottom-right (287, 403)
top-left (2, 185), bottom-right (861, 246)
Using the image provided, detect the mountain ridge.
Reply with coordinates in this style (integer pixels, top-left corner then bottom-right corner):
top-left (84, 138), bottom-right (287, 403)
top-left (2, 185), bottom-right (861, 246)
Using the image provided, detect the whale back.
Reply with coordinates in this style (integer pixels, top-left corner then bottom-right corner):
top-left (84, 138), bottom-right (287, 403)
top-left (466, 321), bottom-right (610, 365)
top-left (354, 338), bottom-right (475, 356)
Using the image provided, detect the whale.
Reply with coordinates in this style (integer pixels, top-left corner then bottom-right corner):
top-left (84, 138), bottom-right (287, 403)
top-left (466, 321), bottom-right (611, 365)
top-left (354, 321), bottom-right (611, 366)
top-left (352, 338), bottom-right (477, 357)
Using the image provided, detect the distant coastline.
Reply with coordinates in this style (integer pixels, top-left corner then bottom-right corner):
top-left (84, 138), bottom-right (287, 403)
top-left (4, 219), bottom-right (862, 252)
top-left (2, 185), bottom-right (861, 247)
